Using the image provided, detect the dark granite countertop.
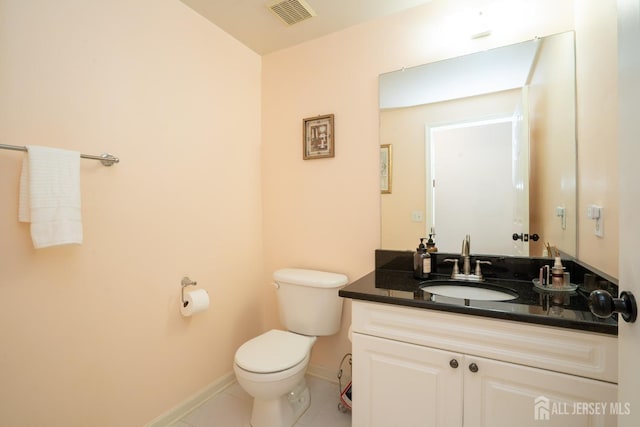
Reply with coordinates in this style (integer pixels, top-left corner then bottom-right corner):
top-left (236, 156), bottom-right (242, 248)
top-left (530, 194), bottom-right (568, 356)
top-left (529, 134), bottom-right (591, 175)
top-left (339, 251), bottom-right (618, 336)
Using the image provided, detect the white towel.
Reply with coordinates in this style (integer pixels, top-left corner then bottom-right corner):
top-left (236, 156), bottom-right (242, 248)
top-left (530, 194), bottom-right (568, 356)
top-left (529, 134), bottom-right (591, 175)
top-left (18, 145), bottom-right (83, 248)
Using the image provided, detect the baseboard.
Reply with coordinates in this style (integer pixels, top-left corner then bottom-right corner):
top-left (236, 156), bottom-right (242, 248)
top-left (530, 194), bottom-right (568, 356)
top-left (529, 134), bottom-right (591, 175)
top-left (144, 372), bottom-right (236, 427)
top-left (306, 363), bottom-right (340, 384)
top-left (145, 363), bottom-right (341, 426)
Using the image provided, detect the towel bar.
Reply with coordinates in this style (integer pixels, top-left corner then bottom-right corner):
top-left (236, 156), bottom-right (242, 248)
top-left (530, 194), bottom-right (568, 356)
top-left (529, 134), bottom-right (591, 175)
top-left (0, 143), bottom-right (119, 166)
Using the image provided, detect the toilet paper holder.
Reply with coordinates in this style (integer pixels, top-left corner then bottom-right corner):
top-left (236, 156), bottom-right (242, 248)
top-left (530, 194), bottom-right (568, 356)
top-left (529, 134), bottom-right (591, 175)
top-left (181, 276), bottom-right (198, 307)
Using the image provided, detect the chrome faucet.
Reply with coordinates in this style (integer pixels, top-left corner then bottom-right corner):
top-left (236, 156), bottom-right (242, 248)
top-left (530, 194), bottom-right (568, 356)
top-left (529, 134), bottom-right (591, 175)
top-left (461, 234), bottom-right (471, 275)
top-left (444, 235), bottom-right (492, 282)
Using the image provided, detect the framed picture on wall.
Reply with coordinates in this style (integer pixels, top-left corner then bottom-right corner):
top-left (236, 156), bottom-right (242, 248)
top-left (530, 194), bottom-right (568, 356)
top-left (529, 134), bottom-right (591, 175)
top-left (380, 144), bottom-right (392, 194)
top-left (303, 114), bottom-right (335, 159)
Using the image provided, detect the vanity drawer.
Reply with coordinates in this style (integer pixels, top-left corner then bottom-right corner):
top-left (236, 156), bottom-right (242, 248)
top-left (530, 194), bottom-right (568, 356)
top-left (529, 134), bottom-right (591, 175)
top-left (352, 301), bottom-right (618, 383)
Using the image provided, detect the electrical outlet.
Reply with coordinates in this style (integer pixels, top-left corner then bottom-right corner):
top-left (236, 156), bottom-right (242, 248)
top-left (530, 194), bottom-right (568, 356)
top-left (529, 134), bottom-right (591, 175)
top-left (595, 215), bottom-right (604, 237)
top-left (411, 211), bottom-right (424, 222)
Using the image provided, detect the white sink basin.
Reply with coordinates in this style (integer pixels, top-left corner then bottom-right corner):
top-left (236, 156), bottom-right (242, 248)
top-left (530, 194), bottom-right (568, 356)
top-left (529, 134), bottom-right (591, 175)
top-left (420, 284), bottom-right (517, 301)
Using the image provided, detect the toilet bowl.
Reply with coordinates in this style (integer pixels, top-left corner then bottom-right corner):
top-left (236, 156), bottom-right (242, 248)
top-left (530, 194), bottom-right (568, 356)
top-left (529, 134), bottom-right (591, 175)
top-left (233, 268), bottom-right (348, 427)
top-left (234, 330), bottom-right (317, 427)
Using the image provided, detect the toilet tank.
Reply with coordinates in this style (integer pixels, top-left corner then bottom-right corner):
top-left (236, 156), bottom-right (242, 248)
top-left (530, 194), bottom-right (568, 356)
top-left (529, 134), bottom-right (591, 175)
top-left (274, 268), bottom-right (349, 336)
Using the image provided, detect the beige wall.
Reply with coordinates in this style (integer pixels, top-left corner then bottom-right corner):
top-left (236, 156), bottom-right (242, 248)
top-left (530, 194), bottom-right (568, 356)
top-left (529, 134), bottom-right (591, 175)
top-left (528, 31), bottom-right (578, 258)
top-left (575, 0), bottom-right (619, 275)
top-left (0, 0), bottom-right (262, 425)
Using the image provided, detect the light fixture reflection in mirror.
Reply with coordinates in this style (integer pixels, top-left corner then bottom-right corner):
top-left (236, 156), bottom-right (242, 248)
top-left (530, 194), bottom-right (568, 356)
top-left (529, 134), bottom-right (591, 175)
top-left (379, 31), bottom-right (577, 257)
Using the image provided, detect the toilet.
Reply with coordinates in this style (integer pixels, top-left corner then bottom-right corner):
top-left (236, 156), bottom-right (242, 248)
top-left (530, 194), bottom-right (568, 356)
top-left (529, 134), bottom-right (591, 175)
top-left (233, 268), bottom-right (348, 427)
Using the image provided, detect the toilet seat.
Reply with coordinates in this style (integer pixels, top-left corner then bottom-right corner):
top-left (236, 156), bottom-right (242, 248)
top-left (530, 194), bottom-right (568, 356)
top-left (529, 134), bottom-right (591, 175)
top-left (235, 329), bottom-right (316, 374)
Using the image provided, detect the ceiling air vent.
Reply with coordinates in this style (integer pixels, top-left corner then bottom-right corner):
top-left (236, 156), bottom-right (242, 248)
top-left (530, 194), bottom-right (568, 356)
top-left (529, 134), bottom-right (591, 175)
top-left (266, 0), bottom-right (317, 26)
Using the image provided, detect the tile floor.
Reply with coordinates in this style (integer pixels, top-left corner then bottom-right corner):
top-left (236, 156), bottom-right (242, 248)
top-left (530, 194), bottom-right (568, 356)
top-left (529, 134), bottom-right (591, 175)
top-left (173, 375), bottom-right (352, 427)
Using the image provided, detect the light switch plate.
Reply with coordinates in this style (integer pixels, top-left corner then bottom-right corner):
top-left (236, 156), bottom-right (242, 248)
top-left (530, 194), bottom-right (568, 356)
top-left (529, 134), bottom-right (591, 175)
top-left (587, 205), bottom-right (604, 237)
top-left (555, 206), bottom-right (566, 229)
top-left (587, 205), bottom-right (602, 219)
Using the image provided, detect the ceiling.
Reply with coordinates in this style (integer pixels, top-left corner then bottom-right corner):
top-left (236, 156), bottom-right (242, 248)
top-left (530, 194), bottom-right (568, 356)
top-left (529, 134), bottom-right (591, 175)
top-left (180, 0), bottom-right (434, 55)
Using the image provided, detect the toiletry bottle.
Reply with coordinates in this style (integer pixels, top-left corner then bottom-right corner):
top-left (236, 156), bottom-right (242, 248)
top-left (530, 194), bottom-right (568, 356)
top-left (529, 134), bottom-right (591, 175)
top-left (426, 233), bottom-right (438, 253)
top-left (551, 256), bottom-right (565, 288)
top-left (539, 265), bottom-right (550, 287)
top-left (414, 238), bottom-right (431, 279)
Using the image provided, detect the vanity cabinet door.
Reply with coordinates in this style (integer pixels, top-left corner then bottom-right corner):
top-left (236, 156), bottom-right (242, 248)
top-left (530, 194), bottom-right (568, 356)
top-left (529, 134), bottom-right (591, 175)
top-left (352, 332), bottom-right (463, 427)
top-left (463, 355), bottom-right (618, 427)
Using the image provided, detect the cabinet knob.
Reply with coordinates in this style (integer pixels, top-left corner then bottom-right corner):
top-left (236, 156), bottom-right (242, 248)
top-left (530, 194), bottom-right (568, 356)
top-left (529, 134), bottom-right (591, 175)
top-left (468, 363), bottom-right (479, 373)
top-left (449, 359), bottom-right (459, 369)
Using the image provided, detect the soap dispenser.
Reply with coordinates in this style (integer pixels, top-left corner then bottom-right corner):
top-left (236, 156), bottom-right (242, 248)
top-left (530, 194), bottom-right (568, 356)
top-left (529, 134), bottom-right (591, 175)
top-left (414, 238), bottom-right (431, 279)
top-left (426, 233), bottom-right (438, 253)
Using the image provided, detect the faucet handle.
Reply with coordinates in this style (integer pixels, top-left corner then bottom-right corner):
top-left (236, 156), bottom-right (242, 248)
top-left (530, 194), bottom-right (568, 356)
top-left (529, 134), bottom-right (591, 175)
top-left (444, 258), bottom-right (460, 276)
top-left (474, 260), bottom-right (492, 277)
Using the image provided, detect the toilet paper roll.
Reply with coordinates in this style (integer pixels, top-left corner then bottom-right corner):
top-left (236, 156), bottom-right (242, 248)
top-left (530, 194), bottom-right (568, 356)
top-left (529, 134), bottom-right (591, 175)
top-left (180, 289), bottom-right (210, 317)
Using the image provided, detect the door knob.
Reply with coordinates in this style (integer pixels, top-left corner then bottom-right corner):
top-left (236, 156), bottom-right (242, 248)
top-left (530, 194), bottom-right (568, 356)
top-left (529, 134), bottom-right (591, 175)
top-left (449, 359), bottom-right (459, 369)
top-left (588, 290), bottom-right (637, 323)
top-left (468, 363), bottom-right (479, 373)
top-left (512, 233), bottom-right (539, 242)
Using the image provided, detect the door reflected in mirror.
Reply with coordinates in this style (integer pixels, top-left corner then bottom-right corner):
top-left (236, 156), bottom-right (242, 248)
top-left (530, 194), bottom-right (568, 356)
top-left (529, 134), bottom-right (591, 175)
top-left (380, 31), bottom-right (577, 257)
top-left (430, 117), bottom-right (525, 255)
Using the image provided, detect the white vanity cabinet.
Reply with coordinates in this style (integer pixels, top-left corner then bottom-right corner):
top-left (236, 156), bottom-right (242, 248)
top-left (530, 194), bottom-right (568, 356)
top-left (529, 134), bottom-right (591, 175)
top-left (353, 332), bottom-right (463, 426)
top-left (351, 301), bottom-right (618, 427)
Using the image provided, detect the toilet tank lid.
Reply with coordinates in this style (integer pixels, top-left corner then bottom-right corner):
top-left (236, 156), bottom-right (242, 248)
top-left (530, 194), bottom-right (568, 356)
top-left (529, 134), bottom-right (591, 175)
top-left (274, 268), bottom-right (348, 288)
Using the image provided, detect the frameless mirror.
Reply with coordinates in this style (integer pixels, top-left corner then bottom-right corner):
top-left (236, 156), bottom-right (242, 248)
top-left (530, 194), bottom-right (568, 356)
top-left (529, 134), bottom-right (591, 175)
top-left (379, 31), bottom-right (577, 257)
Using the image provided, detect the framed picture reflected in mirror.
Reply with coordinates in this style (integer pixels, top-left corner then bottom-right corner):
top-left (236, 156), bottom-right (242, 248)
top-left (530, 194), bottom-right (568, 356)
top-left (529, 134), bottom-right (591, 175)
top-left (380, 144), bottom-right (392, 194)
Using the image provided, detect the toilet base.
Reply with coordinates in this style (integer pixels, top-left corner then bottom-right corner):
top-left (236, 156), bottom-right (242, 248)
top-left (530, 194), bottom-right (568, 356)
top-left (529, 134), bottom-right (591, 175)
top-left (250, 378), bottom-right (310, 427)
